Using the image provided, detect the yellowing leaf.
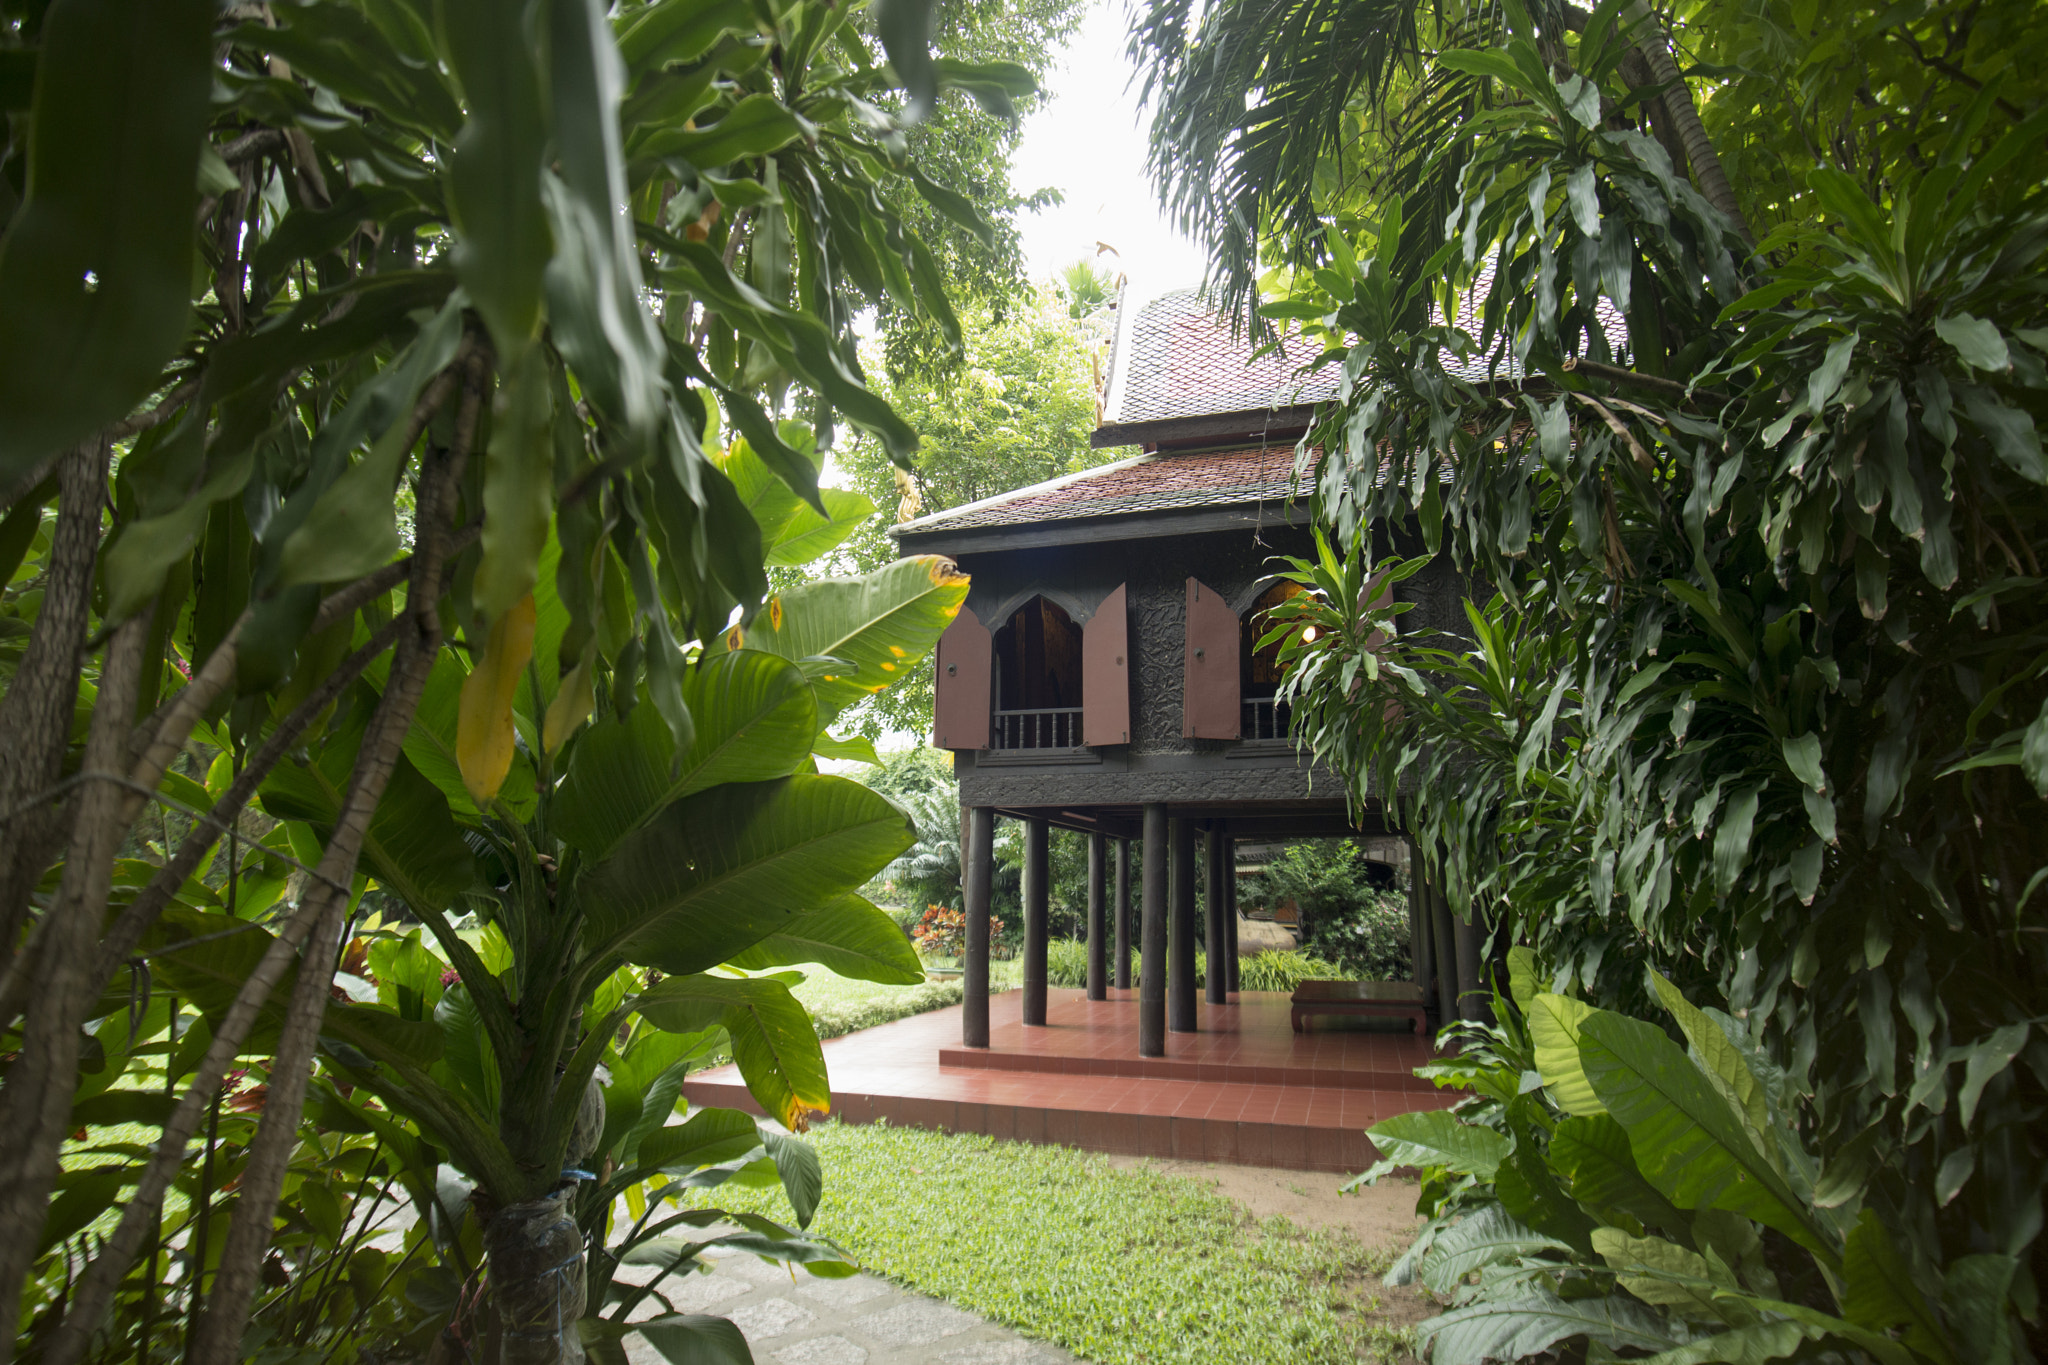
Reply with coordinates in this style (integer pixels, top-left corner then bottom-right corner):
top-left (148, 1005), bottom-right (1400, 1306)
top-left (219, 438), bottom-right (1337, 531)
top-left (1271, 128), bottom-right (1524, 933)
top-left (543, 647), bottom-right (597, 755)
top-left (457, 594), bottom-right (536, 804)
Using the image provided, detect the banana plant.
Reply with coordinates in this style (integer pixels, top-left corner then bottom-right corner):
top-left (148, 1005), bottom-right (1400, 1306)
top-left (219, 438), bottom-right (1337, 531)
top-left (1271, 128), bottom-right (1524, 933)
top-left (1353, 949), bottom-right (2023, 1365)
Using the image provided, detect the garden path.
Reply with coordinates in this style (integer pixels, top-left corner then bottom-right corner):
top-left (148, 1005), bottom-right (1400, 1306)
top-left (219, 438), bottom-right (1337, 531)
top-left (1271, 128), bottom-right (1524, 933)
top-left (616, 1247), bottom-right (1079, 1365)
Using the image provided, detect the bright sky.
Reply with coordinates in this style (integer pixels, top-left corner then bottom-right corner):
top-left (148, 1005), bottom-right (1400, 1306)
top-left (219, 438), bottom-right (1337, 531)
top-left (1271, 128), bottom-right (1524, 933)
top-left (1008, 0), bottom-right (1212, 309)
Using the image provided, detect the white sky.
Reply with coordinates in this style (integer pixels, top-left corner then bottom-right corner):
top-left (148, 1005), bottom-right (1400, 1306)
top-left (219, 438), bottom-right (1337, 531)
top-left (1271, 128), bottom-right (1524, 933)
top-left (1008, 0), bottom-right (1211, 309)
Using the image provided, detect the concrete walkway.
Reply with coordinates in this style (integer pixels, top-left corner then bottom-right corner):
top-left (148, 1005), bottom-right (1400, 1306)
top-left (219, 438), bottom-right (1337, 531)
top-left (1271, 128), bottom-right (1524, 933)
top-left (619, 1245), bottom-right (1080, 1365)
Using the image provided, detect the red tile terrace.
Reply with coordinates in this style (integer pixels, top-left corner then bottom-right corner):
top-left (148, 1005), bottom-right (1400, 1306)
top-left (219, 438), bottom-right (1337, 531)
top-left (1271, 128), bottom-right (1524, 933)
top-left (683, 987), bottom-right (1457, 1174)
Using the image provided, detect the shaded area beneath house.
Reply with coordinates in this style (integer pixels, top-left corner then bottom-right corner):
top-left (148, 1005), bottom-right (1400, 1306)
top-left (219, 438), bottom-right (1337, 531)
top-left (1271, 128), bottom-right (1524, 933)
top-left (682, 987), bottom-right (1457, 1175)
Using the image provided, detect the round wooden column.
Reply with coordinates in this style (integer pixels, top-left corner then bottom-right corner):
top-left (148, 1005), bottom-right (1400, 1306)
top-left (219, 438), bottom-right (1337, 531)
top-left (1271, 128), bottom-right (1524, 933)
top-left (962, 805), bottom-right (995, 1048)
top-left (1223, 833), bottom-right (1240, 993)
top-left (1139, 805), bottom-right (1167, 1056)
top-left (1113, 837), bottom-right (1132, 990)
top-left (1022, 815), bottom-right (1049, 1026)
top-left (1085, 830), bottom-right (1107, 1000)
top-left (1203, 825), bottom-right (1228, 1005)
top-left (1168, 816), bottom-right (1197, 1033)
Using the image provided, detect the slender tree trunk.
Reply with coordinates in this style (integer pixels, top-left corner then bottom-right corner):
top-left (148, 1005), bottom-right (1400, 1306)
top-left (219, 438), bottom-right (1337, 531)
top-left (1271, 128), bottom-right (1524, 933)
top-left (188, 353), bottom-right (488, 1365)
top-left (1622, 1), bottom-right (1753, 244)
top-left (0, 603), bottom-right (149, 1364)
top-left (0, 439), bottom-right (107, 966)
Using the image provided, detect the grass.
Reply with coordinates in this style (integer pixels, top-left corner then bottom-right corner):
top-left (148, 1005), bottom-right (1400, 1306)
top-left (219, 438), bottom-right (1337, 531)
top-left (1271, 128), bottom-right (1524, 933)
top-left (694, 1121), bottom-right (1415, 1365)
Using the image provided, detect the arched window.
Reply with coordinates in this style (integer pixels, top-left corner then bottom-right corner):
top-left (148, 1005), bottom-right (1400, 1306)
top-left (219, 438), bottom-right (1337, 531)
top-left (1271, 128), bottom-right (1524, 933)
top-left (1240, 580), bottom-right (1305, 740)
top-left (992, 597), bottom-right (1084, 749)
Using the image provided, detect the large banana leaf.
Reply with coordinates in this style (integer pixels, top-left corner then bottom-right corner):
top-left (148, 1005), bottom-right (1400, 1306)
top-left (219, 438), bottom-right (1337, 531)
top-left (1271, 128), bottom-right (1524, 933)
top-left (553, 649), bottom-right (817, 858)
top-left (723, 893), bottom-right (923, 985)
top-left (1578, 1012), bottom-right (1840, 1263)
top-left (575, 775), bottom-right (912, 975)
top-left (726, 555), bottom-right (968, 728)
top-left (636, 973), bottom-right (830, 1128)
top-left (719, 430), bottom-right (876, 568)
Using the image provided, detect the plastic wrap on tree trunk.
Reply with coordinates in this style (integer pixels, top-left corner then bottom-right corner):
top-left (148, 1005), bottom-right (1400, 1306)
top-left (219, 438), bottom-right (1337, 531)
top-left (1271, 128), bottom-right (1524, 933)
top-left (484, 1189), bottom-right (586, 1365)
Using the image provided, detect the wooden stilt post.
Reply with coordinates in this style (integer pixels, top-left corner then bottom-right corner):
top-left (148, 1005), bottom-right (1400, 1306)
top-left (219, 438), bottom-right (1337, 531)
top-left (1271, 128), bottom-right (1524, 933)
top-left (1140, 806), bottom-right (1167, 1056)
top-left (1169, 816), bottom-right (1197, 1032)
top-left (1204, 825), bottom-right (1227, 1005)
top-left (1223, 833), bottom-right (1239, 994)
top-left (1454, 903), bottom-right (1486, 1022)
top-left (1085, 830), bottom-right (1107, 1001)
top-left (1023, 815), bottom-right (1049, 1026)
top-left (963, 806), bottom-right (994, 1048)
top-left (1113, 837), bottom-right (1132, 990)
top-left (1407, 837), bottom-right (1434, 1006)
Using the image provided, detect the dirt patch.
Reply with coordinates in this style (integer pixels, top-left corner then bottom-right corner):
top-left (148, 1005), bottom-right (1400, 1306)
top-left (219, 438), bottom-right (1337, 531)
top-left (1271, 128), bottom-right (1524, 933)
top-left (1109, 1156), bottom-right (1443, 1336)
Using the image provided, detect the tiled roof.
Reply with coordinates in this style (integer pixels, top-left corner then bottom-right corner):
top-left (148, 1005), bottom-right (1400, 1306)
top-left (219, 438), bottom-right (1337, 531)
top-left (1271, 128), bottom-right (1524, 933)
top-left (1100, 275), bottom-right (1630, 425)
top-left (1104, 290), bottom-right (1339, 425)
top-left (894, 445), bottom-right (1307, 535)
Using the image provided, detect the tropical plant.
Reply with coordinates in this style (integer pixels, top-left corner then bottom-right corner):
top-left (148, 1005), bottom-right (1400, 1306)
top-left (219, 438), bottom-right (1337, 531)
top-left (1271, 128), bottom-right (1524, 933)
top-left (0, 0), bottom-right (1007, 1355)
top-left (1354, 951), bottom-right (2025, 1365)
top-left (1244, 840), bottom-right (1409, 978)
top-left (1141, 0), bottom-right (2046, 1330)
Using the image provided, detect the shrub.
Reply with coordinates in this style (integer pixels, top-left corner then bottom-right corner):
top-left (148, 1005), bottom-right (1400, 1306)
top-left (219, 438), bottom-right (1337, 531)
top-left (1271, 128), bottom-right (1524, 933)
top-left (1046, 938), bottom-right (1089, 987)
top-left (910, 905), bottom-right (1001, 959)
top-left (1300, 889), bottom-right (1410, 980)
top-left (809, 980), bottom-right (964, 1040)
top-left (1239, 950), bottom-right (1354, 994)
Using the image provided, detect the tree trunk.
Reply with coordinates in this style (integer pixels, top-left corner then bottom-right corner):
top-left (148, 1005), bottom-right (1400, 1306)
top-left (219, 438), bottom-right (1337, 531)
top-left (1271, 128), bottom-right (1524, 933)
top-left (0, 602), bottom-right (148, 1364)
top-left (482, 1193), bottom-right (588, 1365)
top-left (0, 439), bottom-right (106, 969)
top-left (1622, 1), bottom-right (1753, 244)
top-left (187, 350), bottom-right (489, 1365)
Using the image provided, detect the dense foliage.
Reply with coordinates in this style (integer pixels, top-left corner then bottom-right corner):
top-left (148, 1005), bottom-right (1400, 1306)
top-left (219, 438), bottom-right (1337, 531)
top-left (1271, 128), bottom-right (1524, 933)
top-left (0, 0), bottom-right (999, 1358)
top-left (1132, 0), bottom-right (2047, 1354)
top-left (1242, 840), bottom-right (1412, 979)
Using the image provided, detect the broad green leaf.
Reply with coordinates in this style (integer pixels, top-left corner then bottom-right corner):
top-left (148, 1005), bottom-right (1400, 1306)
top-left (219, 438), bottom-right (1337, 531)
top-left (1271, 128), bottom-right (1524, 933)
top-left (633, 1106), bottom-right (762, 1175)
top-left (812, 732), bottom-right (881, 765)
top-left (1530, 993), bottom-right (1605, 1115)
top-left (1591, 1228), bottom-right (1726, 1315)
top-left (577, 776), bottom-right (912, 975)
top-left (1781, 733), bottom-right (1826, 792)
top-left (1637, 1320), bottom-right (1823, 1365)
top-left (649, 92), bottom-right (810, 166)
top-left (873, 0), bottom-right (939, 119)
top-left (476, 343), bottom-right (557, 621)
top-left (1422, 1288), bottom-right (1679, 1365)
top-left (1551, 1114), bottom-right (1688, 1234)
top-left (731, 555), bottom-right (968, 727)
top-left (1505, 945), bottom-right (1540, 1013)
top-left (275, 293), bottom-right (468, 586)
top-left (103, 447), bottom-right (255, 621)
top-left (554, 649), bottom-right (818, 857)
top-left (259, 751), bottom-right (477, 917)
top-left (764, 1130), bottom-right (822, 1228)
top-left (724, 895), bottom-right (924, 985)
top-left (1649, 972), bottom-right (1775, 1160)
top-left (441, 0), bottom-right (552, 354)
top-left (0, 0), bottom-right (213, 477)
top-left (1934, 314), bottom-right (2008, 372)
top-left (1843, 1209), bottom-right (1957, 1365)
top-left (433, 985), bottom-right (499, 1118)
top-left (767, 488), bottom-right (878, 569)
top-left (1417, 1203), bottom-right (1570, 1296)
top-left (1364, 1109), bottom-right (1510, 1178)
top-left (634, 1314), bottom-right (754, 1365)
top-left (637, 974), bottom-right (829, 1127)
top-left (1578, 1012), bottom-right (1838, 1262)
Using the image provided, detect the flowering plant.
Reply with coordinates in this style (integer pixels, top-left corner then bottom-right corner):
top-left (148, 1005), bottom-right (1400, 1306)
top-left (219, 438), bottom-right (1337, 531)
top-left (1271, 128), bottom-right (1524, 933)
top-left (910, 905), bottom-right (1000, 959)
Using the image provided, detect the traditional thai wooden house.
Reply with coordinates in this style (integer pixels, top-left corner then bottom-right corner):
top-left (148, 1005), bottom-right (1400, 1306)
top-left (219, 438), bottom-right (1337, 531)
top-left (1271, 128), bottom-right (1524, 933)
top-left (891, 288), bottom-right (1485, 1058)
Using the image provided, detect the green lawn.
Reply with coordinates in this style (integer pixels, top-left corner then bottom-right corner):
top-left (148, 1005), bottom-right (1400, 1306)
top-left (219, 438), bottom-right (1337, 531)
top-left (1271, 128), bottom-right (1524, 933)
top-left (693, 1121), bottom-right (1412, 1365)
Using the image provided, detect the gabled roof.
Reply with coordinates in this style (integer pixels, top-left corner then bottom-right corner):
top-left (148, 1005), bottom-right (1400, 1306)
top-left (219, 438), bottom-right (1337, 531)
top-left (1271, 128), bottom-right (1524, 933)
top-left (1100, 288), bottom-right (1339, 428)
top-left (891, 444), bottom-right (1307, 541)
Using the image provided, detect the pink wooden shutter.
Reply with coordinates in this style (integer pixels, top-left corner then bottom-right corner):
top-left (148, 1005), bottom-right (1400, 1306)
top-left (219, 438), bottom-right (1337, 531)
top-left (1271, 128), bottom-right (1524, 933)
top-left (1182, 577), bottom-right (1240, 739)
top-left (1082, 584), bottom-right (1131, 746)
top-left (933, 606), bottom-right (991, 750)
